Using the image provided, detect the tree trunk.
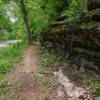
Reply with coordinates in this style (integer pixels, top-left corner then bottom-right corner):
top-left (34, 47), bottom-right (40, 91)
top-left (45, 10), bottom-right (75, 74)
top-left (19, 0), bottom-right (32, 44)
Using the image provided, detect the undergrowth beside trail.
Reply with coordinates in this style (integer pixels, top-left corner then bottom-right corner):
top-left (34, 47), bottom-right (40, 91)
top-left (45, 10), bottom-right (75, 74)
top-left (37, 45), bottom-right (61, 67)
top-left (0, 41), bottom-right (27, 78)
top-left (0, 41), bottom-right (27, 99)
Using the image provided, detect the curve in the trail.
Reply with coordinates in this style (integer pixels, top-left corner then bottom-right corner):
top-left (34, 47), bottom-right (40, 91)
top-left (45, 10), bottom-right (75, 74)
top-left (0, 40), bottom-right (21, 47)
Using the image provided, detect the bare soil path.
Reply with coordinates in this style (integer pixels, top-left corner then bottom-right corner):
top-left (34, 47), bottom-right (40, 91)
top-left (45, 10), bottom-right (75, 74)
top-left (6, 44), bottom-right (44, 100)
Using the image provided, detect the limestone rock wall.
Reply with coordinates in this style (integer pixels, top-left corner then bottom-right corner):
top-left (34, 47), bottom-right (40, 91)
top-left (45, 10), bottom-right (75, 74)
top-left (41, 7), bottom-right (100, 74)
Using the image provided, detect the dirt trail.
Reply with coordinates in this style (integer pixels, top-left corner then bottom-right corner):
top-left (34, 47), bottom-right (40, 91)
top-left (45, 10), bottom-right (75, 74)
top-left (6, 45), bottom-right (44, 100)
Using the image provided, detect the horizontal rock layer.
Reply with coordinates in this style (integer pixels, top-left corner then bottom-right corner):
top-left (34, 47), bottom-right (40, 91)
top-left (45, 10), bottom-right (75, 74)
top-left (41, 8), bottom-right (100, 74)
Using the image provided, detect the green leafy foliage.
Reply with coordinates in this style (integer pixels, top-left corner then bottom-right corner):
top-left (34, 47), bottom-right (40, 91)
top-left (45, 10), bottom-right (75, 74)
top-left (0, 80), bottom-right (6, 88)
top-left (38, 68), bottom-right (51, 74)
top-left (26, 0), bottom-right (69, 40)
top-left (64, 0), bottom-right (87, 24)
top-left (95, 84), bottom-right (100, 95)
top-left (0, 14), bottom-right (12, 31)
top-left (0, 42), bottom-right (27, 74)
top-left (0, 0), bottom-right (26, 41)
top-left (42, 55), bottom-right (57, 67)
top-left (52, 76), bottom-right (60, 87)
top-left (39, 77), bottom-right (47, 86)
top-left (83, 74), bottom-right (100, 96)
